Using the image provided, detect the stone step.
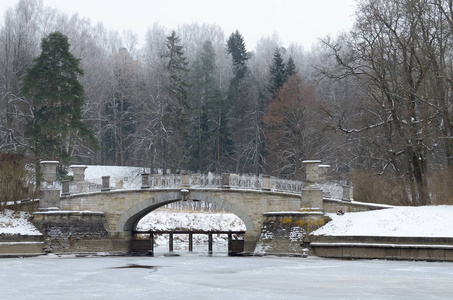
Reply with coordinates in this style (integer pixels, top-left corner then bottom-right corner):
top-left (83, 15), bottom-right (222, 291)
top-left (0, 242), bottom-right (44, 254)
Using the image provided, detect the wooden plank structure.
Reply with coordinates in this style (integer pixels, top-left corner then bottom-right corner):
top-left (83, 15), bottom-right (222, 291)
top-left (131, 230), bottom-right (245, 256)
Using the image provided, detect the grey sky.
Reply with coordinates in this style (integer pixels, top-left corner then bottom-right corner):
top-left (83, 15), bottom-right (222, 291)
top-left (1, 0), bottom-right (357, 50)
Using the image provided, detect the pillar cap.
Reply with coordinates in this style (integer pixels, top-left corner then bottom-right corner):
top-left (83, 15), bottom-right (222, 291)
top-left (302, 160), bottom-right (321, 164)
top-left (40, 161), bottom-right (59, 164)
top-left (70, 165), bottom-right (87, 168)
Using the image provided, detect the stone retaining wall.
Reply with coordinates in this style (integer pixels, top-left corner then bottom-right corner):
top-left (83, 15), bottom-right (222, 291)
top-left (32, 211), bottom-right (114, 253)
top-left (309, 235), bottom-right (453, 261)
top-left (0, 234), bottom-right (44, 255)
top-left (323, 198), bottom-right (391, 213)
top-left (255, 212), bottom-right (331, 255)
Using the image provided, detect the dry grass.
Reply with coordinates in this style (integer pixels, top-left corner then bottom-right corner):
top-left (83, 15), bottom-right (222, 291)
top-left (352, 169), bottom-right (410, 206)
top-left (352, 168), bottom-right (453, 206)
top-left (428, 168), bottom-right (453, 205)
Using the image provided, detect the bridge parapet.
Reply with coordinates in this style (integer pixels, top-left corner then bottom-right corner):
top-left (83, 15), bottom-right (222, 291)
top-left (65, 172), bottom-right (306, 195)
top-left (62, 162), bottom-right (351, 201)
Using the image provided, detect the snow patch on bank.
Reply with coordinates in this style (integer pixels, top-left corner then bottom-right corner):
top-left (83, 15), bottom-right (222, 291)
top-left (0, 209), bottom-right (42, 235)
top-left (312, 205), bottom-right (453, 237)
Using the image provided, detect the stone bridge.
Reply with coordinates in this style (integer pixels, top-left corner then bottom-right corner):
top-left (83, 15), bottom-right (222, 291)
top-left (34, 161), bottom-right (355, 254)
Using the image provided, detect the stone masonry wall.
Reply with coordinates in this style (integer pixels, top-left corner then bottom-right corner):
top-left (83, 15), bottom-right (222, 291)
top-left (32, 212), bottom-right (114, 253)
top-left (323, 198), bottom-right (391, 213)
top-left (255, 212), bottom-right (331, 255)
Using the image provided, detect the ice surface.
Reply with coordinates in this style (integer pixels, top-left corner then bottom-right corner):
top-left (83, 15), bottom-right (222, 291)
top-left (1, 255), bottom-right (452, 299)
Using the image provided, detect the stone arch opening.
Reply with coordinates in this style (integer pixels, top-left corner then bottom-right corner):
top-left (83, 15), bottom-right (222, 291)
top-left (115, 191), bottom-right (255, 253)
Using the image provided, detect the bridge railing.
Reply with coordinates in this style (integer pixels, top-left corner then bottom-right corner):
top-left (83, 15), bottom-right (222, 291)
top-left (146, 173), bottom-right (304, 194)
top-left (66, 173), bottom-right (305, 195)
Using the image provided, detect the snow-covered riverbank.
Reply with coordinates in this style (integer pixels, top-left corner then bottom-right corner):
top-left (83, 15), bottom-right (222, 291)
top-left (3, 205), bottom-right (453, 240)
top-left (312, 205), bottom-right (453, 237)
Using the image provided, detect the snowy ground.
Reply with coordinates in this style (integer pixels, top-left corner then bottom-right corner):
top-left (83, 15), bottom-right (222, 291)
top-left (1, 254), bottom-right (452, 300)
top-left (313, 205), bottom-right (453, 237)
top-left (0, 210), bottom-right (41, 235)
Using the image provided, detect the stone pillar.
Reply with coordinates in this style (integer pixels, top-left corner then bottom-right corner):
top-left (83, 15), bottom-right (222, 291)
top-left (70, 165), bottom-right (87, 182)
top-left (101, 176), bottom-right (110, 192)
top-left (61, 180), bottom-right (70, 196)
top-left (342, 185), bottom-right (353, 201)
top-left (39, 189), bottom-right (61, 210)
top-left (39, 161), bottom-right (60, 210)
top-left (262, 175), bottom-right (271, 191)
top-left (302, 186), bottom-right (323, 211)
top-left (318, 165), bottom-right (330, 184)
top-left (302, 160), bottom-right (324, 212)
top-left (40, 161), bottom-right (59, 184)
top-left (221, 173), bottom-right (230, 189)
top-left (181, 171), bottom-right (190, 188)
top-left (141, 173), bottom-right (150, 189)
top-left (303, 160), bottom-right (321, 185)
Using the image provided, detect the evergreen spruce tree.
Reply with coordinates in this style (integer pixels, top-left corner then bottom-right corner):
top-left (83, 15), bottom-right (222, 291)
top-left (190, 40), bottom-right (232, 172)
top-left (226, 30), bottom-right (256, 173)
top-left (21, 31), bottom-right (97, 182)
top-left (269, 48), bottom-right (287, 98)
top-left (227, 30), bottom-right (248, 82)
top-left (285, 56), bottom-right (297, 79)
top-left (165, 30), bottom-right (189, 109)
top-left (162, 30), bottom-right (190, 172)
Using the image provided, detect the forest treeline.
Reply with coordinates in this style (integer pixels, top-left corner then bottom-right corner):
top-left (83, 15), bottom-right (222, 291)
top-left (2, 0), bottom-right (453, 206)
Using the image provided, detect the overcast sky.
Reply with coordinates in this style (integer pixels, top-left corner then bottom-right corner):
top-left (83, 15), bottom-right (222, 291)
top-left (1, 0), bottom-right (357, 50)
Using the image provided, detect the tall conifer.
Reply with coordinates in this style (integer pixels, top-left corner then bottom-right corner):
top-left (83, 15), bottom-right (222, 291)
top-left (21, 31), bottom-right (96, 181)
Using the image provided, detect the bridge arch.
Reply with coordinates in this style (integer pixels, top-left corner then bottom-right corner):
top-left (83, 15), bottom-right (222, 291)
top-left (115, 190), bottom-right (255, 235)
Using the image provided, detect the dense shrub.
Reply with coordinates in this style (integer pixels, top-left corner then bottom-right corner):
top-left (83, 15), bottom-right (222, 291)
top-left (0, 153), bottom-right (35, 210)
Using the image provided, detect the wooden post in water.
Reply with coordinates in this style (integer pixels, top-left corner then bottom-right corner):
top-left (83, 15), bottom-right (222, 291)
top-left (228, 232), bottom-right (232, 253)
top-left (189, 233), bottom-right (193, 252)
top-left (208, 232), bottom-right (213, 254)
top-left (149, 232), bottom-right (154, 256)
top-left (169, 233), bottom-right (174, 252)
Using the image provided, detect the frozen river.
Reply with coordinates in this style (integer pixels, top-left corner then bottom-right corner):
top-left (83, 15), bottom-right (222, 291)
top-left (1, 252), bottom-right (453, 300)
